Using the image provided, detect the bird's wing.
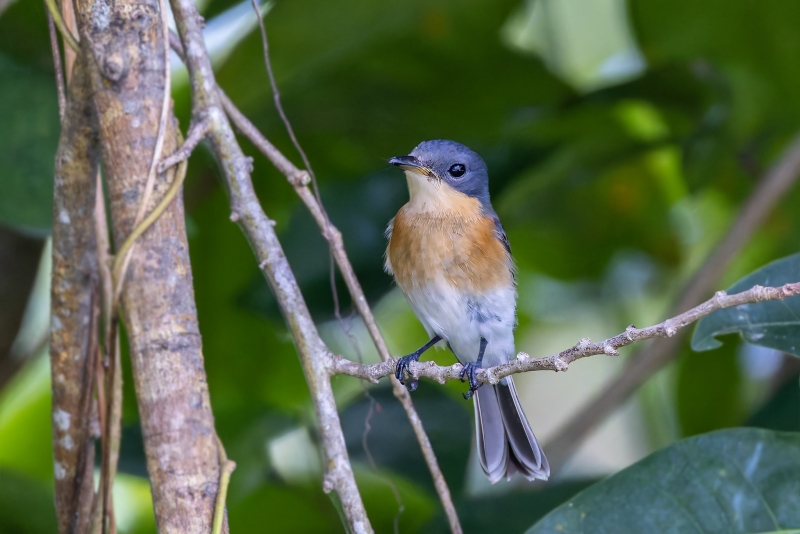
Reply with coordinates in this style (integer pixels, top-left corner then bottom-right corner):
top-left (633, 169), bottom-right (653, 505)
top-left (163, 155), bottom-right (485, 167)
top-left (492, 217), bottom-right (512, 256)
top-left (491, 216), bottom-right (516, 284)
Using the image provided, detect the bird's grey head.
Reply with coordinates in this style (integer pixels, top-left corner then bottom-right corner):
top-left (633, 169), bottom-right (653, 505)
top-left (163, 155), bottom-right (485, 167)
top-left (389, 140), bottom-right (490, 206)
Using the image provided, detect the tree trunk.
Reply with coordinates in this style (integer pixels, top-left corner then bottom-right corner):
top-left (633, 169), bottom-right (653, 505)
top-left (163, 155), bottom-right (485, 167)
top-left (70, 0), bottom-right (226, 530)
top-left (50, 54), bottom-right (100, 534)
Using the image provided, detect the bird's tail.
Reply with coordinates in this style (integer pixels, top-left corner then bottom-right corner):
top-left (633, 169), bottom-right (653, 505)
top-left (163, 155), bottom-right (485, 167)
top-left (474, 376), bottom-right (549, 484)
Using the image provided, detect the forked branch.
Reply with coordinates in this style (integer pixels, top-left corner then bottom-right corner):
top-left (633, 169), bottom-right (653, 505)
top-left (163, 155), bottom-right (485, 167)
top-left (168, 23), bottom-right (461, 533)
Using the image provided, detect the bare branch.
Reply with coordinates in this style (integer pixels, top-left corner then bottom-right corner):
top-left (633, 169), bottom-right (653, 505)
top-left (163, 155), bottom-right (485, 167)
top-left (331, 283), bottom-right (800, 385)
top-left (157, 116), bottom-right (211, 173)
top-left (168, 0), bottom-right (372, 530)
top-left (248, 0), bottom-right (318, 194)
top-left (215, 64), bottom-right (463, 534)
top-left (544, 130), bottom-right (800, 472)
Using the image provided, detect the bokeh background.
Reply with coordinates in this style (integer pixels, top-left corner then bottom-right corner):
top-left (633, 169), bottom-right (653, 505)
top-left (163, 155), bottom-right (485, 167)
top-left (1, 0), bottom-right (800, 531)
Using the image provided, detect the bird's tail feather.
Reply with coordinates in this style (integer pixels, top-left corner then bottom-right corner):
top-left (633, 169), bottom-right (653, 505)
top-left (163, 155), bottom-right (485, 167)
top-left (475, 377), bottom-right (549, 484)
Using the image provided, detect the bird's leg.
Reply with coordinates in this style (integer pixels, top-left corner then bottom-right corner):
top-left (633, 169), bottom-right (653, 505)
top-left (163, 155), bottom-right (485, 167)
top-left (395, 335), bottom-right (442, 391)
top-left (460, 337), bottom-right (488, 400)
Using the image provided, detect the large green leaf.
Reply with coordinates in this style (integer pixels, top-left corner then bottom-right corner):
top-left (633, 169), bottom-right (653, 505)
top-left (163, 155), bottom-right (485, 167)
top-left (692, 253), bottom-right (800, 357)
top-left (527, 428), bottom-right (800, 534)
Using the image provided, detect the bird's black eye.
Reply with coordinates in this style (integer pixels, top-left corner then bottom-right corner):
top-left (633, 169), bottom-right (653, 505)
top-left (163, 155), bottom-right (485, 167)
top-left (448, 163), bottom-right (466, 178)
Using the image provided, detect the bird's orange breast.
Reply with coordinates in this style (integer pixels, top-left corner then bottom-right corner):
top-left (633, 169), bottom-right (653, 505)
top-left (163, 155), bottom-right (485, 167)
top-left (387, 195), bottom-right (513, 294)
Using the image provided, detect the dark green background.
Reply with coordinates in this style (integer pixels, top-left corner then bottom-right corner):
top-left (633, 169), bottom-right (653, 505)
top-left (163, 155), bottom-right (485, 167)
top-left (1, 0), bottom-right (799, 532)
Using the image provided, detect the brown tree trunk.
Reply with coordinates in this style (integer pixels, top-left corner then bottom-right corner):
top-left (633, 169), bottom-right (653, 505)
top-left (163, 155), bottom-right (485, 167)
top-left (50, 54), bottom-right (100, 534)
top-left (70, 0), bottom-right (226, 530)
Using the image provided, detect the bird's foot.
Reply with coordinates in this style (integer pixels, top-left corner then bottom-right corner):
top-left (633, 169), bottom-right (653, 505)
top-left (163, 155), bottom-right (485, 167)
top-left (460, 362), bottom-right (483, 400)
top-left (395, 353), bottom-right (421, 391)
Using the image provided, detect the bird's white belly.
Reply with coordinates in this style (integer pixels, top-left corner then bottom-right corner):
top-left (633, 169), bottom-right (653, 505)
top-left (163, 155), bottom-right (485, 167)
top-left (402, 279), bottom-right (517, 368)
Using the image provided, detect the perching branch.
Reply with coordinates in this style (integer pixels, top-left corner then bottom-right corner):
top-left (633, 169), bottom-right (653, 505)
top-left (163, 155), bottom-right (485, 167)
top-left (331, 283), bottom-right (800, 385)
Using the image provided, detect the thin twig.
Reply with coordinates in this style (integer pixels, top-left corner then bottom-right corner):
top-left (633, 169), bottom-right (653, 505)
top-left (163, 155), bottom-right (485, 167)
top-left (60, 0), bottom-right (77, 76)
top-left (169, 0), bottom-right (370, 530)
top-left (246, 8), bottom-right (420, 528)
top-left (89, 167), bottom-right (116, 534)
top-left (89, 348), bottom-right (105, 534)
top-left (111, 158), bottom-right (188, 287)
top-left (82, 285), bottom-right (102, 534)
top-left (248, 0), bottom-right (322, 205)
top-left (331, 283), bottom-right (800, 384)
top-left (42, 0), bottom-right (79, 52)
top-left (171, 17), bottom-right (458, 530)
top-left (157, 116), bottom-right (211, 173)
top-left (99, 327), bottom-right (121, 534)
top-left (543, 130), bottom-right (800, 472)
top-left (46, 7), bottom-right (67, 121)
top-left (215, 88), bottom-right (462, 533)
top-left (211, 437), bottom-right (236, 534)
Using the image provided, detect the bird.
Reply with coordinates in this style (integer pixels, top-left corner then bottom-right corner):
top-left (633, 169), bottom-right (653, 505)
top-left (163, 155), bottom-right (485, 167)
top-left (384, 139), bottom-right (549, 483)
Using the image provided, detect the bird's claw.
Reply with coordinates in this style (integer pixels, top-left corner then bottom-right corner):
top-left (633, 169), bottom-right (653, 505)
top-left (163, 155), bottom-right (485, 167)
top-left (460, 362), bottom-right (483, 400)
top-left (395, 353), bottom-right (421, 389)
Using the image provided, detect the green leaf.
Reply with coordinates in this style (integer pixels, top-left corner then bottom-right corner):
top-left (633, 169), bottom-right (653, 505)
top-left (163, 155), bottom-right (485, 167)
top-left (0, 52), bottom-right (58, 234)
top-left (527, 428), bottom-right (800, 534)
top-left (691, 253), bottom-right (800, 357)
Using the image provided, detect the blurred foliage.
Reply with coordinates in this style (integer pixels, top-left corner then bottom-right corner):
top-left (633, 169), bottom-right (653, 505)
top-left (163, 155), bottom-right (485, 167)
top-left (0, 469), bottom-right (57, 534)
top-left (528, 428), bottom-right (800, 533)
top-left (677, 336), bottom-right (745, 437)
top-left (2, 0), bottom-right (800, 531)
top-left (0, 52), bottom-right (58, 234)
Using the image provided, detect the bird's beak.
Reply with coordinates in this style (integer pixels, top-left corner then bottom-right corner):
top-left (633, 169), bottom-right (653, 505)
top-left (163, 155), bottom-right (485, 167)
top-left (389, 155), bottom-right (437, 178)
